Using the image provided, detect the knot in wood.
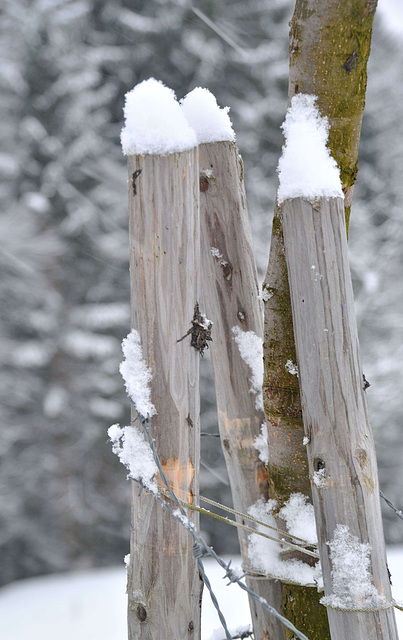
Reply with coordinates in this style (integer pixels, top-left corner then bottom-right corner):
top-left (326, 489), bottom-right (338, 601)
top-left (315, 458), bottom-right (325, 472)
top-left (131, 169), bottom-right (142, 195)
top-left (136, 604), bottom-right (147, 622)
top-left (199, 175), bottom-right (209, 192)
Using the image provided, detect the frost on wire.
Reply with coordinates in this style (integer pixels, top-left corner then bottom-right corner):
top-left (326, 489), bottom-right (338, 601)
top-left (277, 94), bottom-right (343, 204)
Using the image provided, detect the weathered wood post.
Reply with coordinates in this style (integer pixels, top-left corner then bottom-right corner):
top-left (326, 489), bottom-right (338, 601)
top-left (198, 139), bottom-right (284, 639)
top-left (282, 195), bottom-right (398, 640)
top-left (122, 80), bottom-right (202, 640)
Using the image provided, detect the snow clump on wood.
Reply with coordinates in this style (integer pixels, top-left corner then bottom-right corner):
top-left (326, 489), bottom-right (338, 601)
top-left (320, 524), bottom-right (388, 610)
top-left (120, 78), bottom-right (197, 156)
top-left (119, 329), bottom-right (156, 419)
top-left (253, 422), bottom-right (269, 465)
top-left (285, 359), bottom-right (298, 377)
top-left (180, 87), bottom-right (235, 144)
top-left (277, 94), bottom-right (343, 204)
top-left (108, 424), bottom-right (158, 493)
top-left (247, 497), bottom-right (322, 589)
top-left (232, 326), bottom-right (263, 411)
top-left (278, 492), bottom-right (317, 545)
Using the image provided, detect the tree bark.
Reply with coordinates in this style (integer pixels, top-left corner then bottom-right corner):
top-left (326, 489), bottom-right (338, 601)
top-left (289, 0), bottom-right (378, 226)
top-left (199, 140), bottom-right (285, 639)
top-left (282, 196), bottom-right (397, 640)
top-left (126, 151), bottom-right (202, 640)
top-left (262, 1), bottom-right (378, 637)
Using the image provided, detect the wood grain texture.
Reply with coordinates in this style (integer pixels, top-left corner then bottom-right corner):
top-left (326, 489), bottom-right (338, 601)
top-left (282, 196), bottom-right (397, 640)
top-left (264, 212), bottom-right (329, 640)
top-left (127, 151), bottom-right (202, 640)
top-left (199, 141), bottom-right (285, 640)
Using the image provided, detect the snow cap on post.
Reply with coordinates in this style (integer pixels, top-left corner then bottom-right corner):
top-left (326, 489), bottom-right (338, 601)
top-left (120, 78), bottom-right (197, 156)
top-left (181, 87), bottom-right (235, 144)
top-left (277, 94), bottom-right (343, 204)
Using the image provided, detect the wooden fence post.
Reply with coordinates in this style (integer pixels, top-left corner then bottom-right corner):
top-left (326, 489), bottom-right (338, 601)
top-left (281, 196), bottom-right (398, 640)
top-left (199, 140), bottom-right (285, 639)
top-left (126, 150), bottom-right (202, 639)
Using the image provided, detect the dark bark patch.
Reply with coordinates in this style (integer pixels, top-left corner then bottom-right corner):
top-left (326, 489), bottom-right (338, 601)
top-left (343, 50), bottom-right (358, 72)
top-left (131, 169), bottom-right (142, 195)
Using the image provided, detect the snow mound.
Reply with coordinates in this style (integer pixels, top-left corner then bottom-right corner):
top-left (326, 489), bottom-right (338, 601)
top-left (121, 78), bottom-right (197, 156)
top-left (277, 94), bottom-right (343, 203)
top-left (181, 87), bottom-right (235, 144)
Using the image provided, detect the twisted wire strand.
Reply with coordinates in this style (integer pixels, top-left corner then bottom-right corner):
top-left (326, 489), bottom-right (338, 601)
top-left (199, 494), bottom-right (318, 549)
top-left (380, 490), bottom-right (403, 521)
top-left (158, 487), bottom-right (319, 560)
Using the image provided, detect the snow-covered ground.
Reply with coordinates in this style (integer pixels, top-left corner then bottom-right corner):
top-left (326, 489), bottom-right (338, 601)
top-left (1, 550), bottom-right (403, 640)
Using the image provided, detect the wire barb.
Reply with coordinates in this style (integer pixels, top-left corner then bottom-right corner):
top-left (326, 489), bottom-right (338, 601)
top-left (193, 543), bottom-right (208, 559)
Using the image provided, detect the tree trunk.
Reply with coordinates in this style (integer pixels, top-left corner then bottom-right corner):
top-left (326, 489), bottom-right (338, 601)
top-left (126, 150), bottom-right (202, 639)
top-left (289, 0), bottom-right (378, 226)
top-left (262, 1), bottom-right (378, 637)
top-left (282, 195), bottom-right (397, 640)
top-left (199, 140), bottom-right (285, 639)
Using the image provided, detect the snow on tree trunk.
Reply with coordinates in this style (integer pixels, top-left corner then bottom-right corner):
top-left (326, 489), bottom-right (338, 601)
top-left (289, 0), bottom-right (378, 228)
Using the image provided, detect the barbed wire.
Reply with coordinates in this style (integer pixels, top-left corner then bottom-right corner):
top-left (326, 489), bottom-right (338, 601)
top-left (380, 490), bottom-right (403, 521)
top-left (158, 487), bottom-right (319, 560)
top-left (123, 397), bottom-right (403, 640)
top-left (132, 412), bottom-right (311, 640)
top-left (199, 494), bottom-right (318, 550)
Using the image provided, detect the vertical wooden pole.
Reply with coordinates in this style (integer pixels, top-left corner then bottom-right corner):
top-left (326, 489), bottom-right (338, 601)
top-left (282, 196), bottom-right (398, 640)
top-left (126, 150), bottom-right (202, 639)
top-left (199, 140), bottom-right (285, 639)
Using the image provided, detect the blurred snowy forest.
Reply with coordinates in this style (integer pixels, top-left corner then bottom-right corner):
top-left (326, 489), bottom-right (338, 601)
top-left (1, 0), bottom-right (403, 587)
